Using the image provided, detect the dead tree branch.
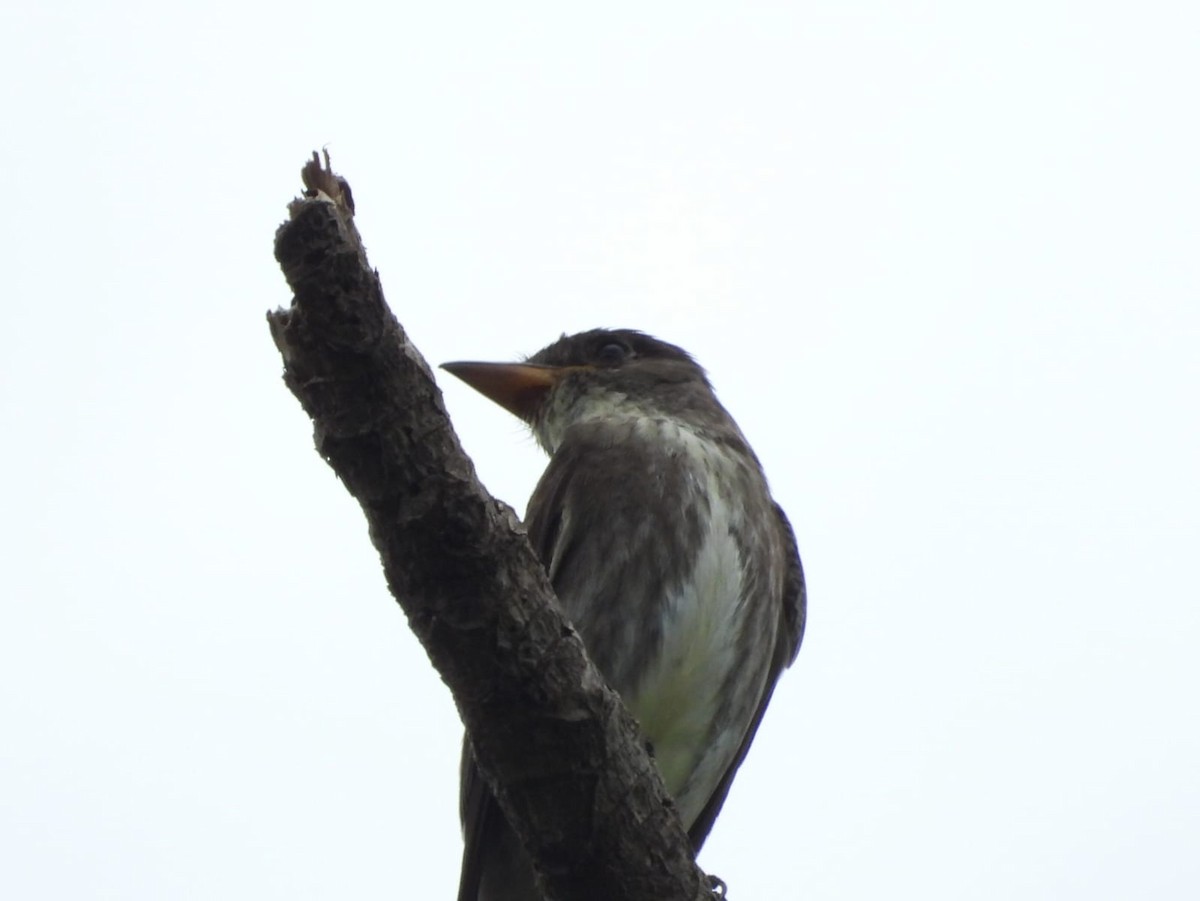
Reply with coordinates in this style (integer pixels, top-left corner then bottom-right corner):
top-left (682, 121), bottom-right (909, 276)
top-left (267, 152), bottom-right (711, 901)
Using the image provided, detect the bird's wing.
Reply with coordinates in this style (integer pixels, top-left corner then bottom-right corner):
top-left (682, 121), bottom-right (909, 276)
top-left (685, 501), bottom-right (806, 849)
top-left (774, 501), bottom-right (808, 664)
top-left (455, 448), bottom-right (586, 901)
top-left (456, 742), bottom-right (492, 901)
top-left (524, 433), bottom-right (690, 687)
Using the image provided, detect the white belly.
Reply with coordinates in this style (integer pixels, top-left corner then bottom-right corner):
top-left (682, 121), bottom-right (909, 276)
top-left (622, 426), bottom-right (761, 827)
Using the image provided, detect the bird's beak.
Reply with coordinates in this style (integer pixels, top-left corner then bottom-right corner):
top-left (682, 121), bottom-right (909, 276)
top-left (440, 361), bottom-right (567, 422)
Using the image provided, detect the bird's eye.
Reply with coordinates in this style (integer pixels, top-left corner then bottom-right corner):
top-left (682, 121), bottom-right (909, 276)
top-left (596, 342), bottom-right (630, 366)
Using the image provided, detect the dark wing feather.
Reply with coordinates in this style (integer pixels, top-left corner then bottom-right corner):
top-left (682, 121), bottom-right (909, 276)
top-left (456, 747), bottom-right (492, 901)
top-left (774, 501), bottom-right (808, 663)
top-left (685, 501), bottom-right (806, 850)
top-left (455, 457), bottom-right (577, 901)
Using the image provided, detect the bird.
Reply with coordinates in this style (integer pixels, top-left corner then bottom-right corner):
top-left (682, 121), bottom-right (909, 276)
top-left (441, 328), bottom-right (806, 901)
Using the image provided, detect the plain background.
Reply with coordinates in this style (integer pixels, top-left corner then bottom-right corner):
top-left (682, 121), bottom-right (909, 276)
top-left (2, 2), bottom-right (1197, 898)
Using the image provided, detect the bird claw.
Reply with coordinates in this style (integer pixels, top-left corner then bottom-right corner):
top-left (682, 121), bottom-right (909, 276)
top-left (707, 874), bottom-right (728, 898)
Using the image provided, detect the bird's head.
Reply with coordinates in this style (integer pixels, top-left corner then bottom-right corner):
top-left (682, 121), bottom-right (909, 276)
top-left (441, 329), bottom-right (715, 454)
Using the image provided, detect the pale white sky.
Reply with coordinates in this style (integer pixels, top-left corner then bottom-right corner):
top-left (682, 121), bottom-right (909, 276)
top-left (2, 2), bottom-right (1197, 899)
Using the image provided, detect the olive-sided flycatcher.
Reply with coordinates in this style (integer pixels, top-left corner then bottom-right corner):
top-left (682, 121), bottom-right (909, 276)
top-left (442, 329), bottom-right (806, 901)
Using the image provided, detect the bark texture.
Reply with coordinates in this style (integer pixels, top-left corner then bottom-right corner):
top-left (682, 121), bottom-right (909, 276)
top-left (267, 153), bottom-right (713, 901)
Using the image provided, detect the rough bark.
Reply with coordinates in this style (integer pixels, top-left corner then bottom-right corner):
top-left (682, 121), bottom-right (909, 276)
top-left (267, 152), bottom-right (713, 901)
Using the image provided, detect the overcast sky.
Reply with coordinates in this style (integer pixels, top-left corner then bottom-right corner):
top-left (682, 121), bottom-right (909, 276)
top-left (2, 2), bottom-right (1198, 899)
